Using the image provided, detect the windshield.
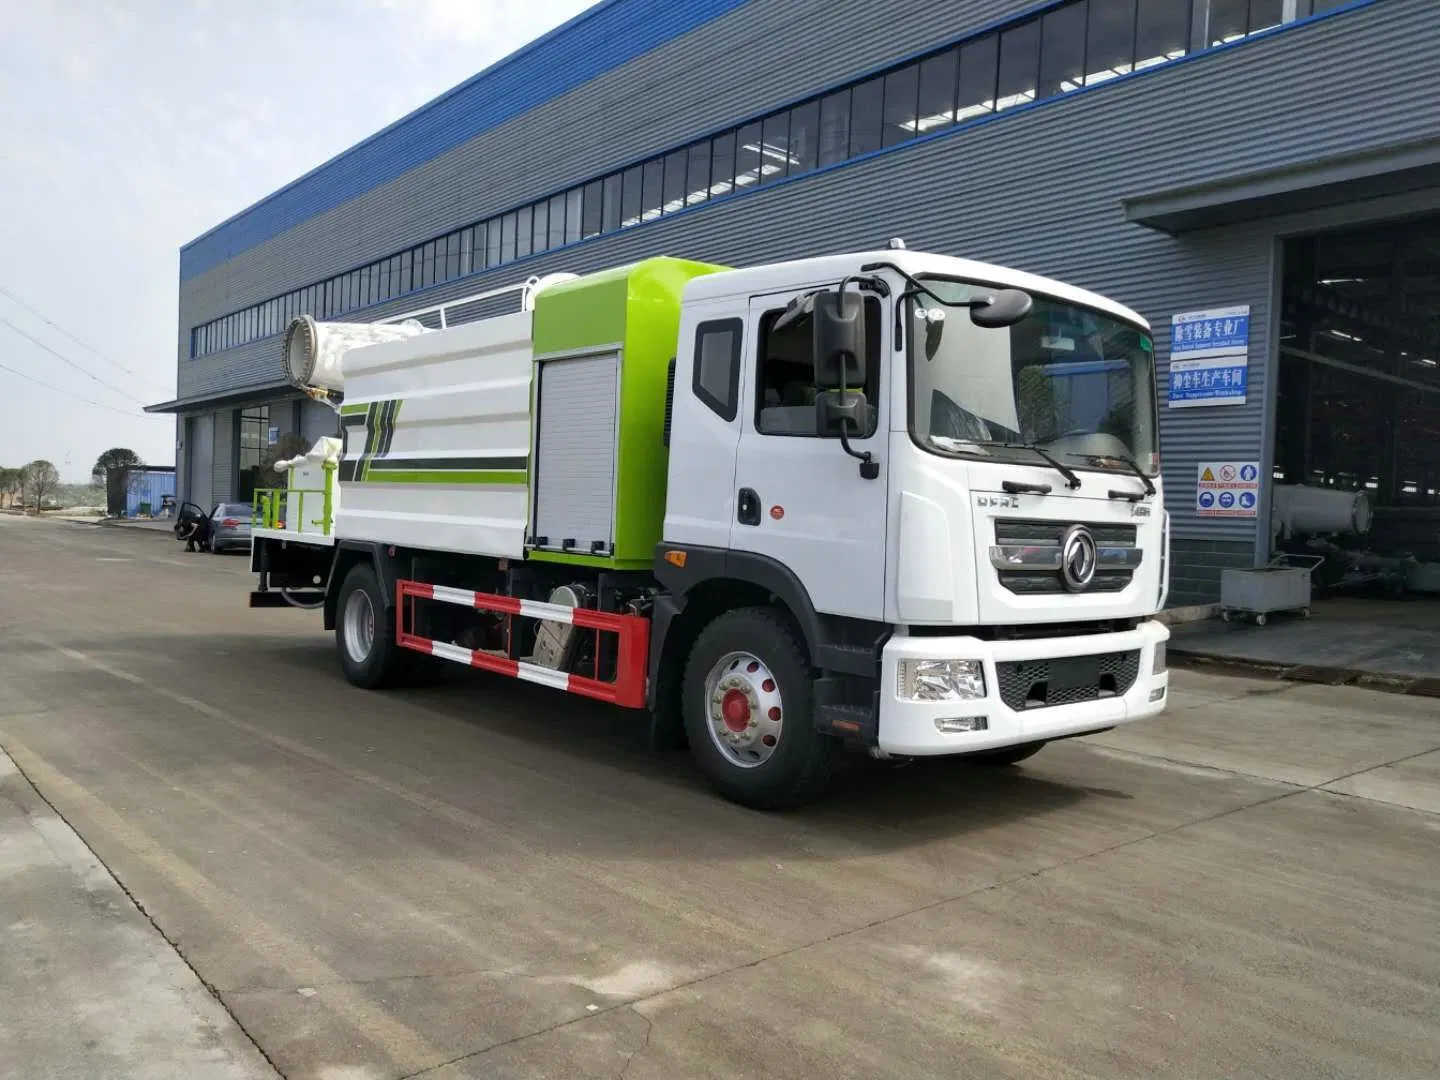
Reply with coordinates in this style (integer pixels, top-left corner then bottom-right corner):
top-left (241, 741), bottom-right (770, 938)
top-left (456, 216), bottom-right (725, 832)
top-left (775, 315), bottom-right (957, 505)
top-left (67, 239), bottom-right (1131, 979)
top-left (908, 278), bottom-right (1159, 476)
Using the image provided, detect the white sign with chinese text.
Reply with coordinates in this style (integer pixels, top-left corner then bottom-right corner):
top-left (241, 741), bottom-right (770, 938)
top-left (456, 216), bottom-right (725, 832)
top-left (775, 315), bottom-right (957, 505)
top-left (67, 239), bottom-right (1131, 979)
top-left (1168, 305), bottom-right (1250, 409)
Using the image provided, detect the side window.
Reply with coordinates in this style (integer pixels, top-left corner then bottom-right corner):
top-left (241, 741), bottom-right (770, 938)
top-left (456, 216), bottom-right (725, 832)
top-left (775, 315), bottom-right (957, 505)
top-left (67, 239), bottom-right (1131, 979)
top-left (756, 295), bottom-right (882, 437)
top-left (692, 318), bottom-right (742, 421)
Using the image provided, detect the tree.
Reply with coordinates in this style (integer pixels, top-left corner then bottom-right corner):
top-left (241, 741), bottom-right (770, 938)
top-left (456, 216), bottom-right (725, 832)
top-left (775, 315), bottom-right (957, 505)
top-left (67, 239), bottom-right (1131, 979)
top-left (93, 447), bottom-right (143, 484)
top-left (0, 467), bottom-right (21, 510)
top-left (22, 460), bottom-right (60, 513)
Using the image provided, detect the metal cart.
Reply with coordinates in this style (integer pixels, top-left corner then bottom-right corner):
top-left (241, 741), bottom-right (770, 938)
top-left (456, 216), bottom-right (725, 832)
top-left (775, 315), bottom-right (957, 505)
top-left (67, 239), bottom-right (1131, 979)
top-left (1219, 554), bottom-right (1325, 626)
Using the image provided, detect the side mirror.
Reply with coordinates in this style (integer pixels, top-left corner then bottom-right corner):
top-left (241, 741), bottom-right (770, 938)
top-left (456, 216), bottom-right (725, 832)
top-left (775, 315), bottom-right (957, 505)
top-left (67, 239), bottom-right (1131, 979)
top-left (815, 389), bottom-right (872, 436)
top-left (970, 288), bottom-right (1033, 329)
top-left (813, 289), bottom-right (867, 389)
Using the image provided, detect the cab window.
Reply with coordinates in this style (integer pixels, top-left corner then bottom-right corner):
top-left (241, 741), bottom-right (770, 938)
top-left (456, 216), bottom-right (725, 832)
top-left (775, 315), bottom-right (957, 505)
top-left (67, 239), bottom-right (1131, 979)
top-left (754, 295), bottom-right (882, 437)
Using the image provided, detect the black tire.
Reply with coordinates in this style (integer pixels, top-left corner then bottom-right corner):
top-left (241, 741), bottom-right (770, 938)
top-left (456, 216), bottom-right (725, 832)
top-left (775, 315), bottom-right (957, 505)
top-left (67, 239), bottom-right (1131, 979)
top-left (681, 606), bottom-right (837, 811)
top-left (962, 741), bottom-right (1047, 767)
top-left (334, 561), bottom-right (410, 689)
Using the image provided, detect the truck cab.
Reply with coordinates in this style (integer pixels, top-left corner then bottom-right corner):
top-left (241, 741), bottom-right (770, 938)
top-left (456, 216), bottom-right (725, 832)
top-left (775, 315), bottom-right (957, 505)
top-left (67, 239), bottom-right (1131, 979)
top-left (658, 246), bottom-right (1169, 776)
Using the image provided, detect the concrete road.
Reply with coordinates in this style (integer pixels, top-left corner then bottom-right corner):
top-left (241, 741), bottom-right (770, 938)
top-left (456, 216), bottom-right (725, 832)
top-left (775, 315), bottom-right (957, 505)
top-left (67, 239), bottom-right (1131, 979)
top-left (1, 513), bottom-right (1437, 1080)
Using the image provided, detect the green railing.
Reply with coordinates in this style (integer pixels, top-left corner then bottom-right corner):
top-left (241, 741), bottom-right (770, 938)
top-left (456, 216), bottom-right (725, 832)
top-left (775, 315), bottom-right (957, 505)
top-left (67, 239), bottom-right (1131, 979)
top-left (253, 480), bottom-right (334, 537)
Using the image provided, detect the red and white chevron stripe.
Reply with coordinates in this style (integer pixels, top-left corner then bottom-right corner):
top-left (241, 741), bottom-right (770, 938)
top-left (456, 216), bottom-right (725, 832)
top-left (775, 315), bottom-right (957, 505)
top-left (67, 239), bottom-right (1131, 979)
top-left (395, 579), bottom-right (649, 708)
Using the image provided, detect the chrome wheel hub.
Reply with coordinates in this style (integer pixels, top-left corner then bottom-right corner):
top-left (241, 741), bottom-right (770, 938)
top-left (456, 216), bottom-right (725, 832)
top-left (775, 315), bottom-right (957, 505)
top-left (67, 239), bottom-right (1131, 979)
top-left (343, 588), bottom-right (376, 664)
top-left (703, 651), bottom-right (784, 769)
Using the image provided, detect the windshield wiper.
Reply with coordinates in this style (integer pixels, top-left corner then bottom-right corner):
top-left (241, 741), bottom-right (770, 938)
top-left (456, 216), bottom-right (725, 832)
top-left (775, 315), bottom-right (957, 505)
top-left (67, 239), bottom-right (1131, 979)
top-left (994, 442), bottom-right (1082, 490)
top-left (1068, 452), bottom-right (1156, 498)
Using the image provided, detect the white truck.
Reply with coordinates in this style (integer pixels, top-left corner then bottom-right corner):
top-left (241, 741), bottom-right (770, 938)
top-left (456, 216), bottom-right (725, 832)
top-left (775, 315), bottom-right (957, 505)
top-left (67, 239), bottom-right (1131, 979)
top-left (250, 243), bottom-right (1171, 809)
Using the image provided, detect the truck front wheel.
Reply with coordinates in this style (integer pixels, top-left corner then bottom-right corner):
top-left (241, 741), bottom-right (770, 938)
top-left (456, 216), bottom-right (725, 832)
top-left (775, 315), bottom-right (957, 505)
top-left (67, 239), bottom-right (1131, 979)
top-left (335, 562), bottom-right (410, 689)
top-left (681, 607), bottom-right (837, 811)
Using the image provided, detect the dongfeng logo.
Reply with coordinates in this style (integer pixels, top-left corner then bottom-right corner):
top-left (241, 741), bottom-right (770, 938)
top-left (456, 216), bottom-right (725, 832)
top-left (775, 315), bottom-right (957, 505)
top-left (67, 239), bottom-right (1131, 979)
top-left (1059, 525), bottom-right (1098, 592)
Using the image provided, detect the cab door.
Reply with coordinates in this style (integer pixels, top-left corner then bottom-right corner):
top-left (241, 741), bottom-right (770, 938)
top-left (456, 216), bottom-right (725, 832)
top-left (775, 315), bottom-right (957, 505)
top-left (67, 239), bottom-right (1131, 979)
top-left (728, 289), bottom-right (889, 621)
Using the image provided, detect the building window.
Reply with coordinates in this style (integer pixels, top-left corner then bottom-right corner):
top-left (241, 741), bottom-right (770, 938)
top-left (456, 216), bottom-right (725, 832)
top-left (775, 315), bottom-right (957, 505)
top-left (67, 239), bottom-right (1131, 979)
top-left (1040, 2), bottom-right (1089, 97)
top-left (709, 132), bottom-right (736, 197)
top-left (620, 165), bottom-right (643, 227)
top-left (849, 77), bottom-right (884, 156)
top-left (662, 149), bottom-right (688, 212)
top-left (515, 206), bottom-right (533, 259)
top-left (237, 405), bottom-right (270, 501)
top-left (686, 141), bottom-right (710, 206)
top-left (602, 173), bottom-right (623, 231)
top-left (755, 296), bottom-right (881, 438)
top-left (817, 90), bottom-right (851, 167)
top-left (760, 111), bottom-right (789, 184)
top-left (996, 20), bottom-right (1040, 111)
top-left (882, 64), bottom-right (919, 148)
top-left (734, 122), bottom-right (763, 189)
top-left (915, 48), bottom-right (958, 134)
top-left (582, 179), bottom-right (604, 237)
top-left (1086, 0), bottom-right (1136, 85)
top-left (693, 319), bottom-right (743, 422)
top-left (1137, 0), bottom-right (1193, 69)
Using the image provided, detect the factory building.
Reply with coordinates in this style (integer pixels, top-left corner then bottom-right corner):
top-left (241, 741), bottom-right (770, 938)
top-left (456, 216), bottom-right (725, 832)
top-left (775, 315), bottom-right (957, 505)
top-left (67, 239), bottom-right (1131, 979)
top-left (148, 0), bottom-right (1439, 606)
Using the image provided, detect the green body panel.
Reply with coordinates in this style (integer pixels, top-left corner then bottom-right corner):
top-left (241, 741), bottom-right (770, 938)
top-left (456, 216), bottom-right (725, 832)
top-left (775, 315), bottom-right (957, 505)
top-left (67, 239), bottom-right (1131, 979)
top-left (530, 256), bottom-right (730, 571)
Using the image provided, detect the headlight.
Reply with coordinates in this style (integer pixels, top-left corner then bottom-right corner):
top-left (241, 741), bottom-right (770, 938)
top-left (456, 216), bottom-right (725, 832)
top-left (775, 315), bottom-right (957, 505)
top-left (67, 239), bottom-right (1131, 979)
top-left (1152, 642), bottom-right (1167, 674)
top-left (898, 659), bottom-right (986, 702)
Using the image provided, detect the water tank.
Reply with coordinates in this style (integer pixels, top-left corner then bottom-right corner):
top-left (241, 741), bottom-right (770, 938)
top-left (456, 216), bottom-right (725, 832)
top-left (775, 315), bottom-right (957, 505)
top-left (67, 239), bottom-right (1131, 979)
top-left (1271, 484), bottom-right (1373, 539)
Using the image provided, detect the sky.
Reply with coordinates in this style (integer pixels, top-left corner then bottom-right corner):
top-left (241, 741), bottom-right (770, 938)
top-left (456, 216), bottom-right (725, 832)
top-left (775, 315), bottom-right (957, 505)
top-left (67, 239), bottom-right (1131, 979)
top-left (0, 0), bottom-right (599, 482)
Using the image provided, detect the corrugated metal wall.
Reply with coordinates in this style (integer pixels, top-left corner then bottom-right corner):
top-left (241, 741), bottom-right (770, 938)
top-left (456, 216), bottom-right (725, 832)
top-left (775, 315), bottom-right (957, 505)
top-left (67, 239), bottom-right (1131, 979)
top-left (174, 0), bottom-right (1437, 599)
top-left (186, 414), bottom-right (214, 509)
top-left (211, 410), bottom-right (234, 509)
top-left (125, 471), bottom-right (176, 518)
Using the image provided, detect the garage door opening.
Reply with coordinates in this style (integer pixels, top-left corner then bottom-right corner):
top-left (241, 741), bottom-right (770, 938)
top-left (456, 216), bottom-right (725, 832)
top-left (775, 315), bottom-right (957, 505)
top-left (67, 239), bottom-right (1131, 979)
top-left (1273, 213), bottom-right (1440, 620)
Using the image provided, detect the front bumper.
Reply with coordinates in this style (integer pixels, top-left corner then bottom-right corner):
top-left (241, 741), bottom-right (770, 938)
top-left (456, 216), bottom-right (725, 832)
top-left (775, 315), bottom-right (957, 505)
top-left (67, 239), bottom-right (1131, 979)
top-left (877, 619), bottom-right (1169, 756)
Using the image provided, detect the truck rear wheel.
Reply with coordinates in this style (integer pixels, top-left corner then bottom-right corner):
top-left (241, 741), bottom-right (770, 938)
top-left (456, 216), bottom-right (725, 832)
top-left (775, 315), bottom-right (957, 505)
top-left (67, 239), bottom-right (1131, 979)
top-left (681, 606), bottom-right (837, 811)
top-left (335, 562), bottom-right (410, 689)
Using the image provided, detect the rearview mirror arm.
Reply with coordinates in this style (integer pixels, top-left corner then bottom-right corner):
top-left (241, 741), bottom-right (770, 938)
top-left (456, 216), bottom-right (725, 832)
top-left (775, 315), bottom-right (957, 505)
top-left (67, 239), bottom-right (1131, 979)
top-left (830, 355), bottom-right (881, 481)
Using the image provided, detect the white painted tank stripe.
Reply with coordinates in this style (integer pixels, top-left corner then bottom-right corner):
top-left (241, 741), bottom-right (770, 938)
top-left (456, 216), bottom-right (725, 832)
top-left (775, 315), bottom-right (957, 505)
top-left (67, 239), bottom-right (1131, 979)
top-left (423, 584), bottom-right (580, 626)
top-left (515, 598), bottom-right (576, 624)
top-left (513, 661), bottom-right (572, 691)
top-left (429, 640), bottom-right (471, 665)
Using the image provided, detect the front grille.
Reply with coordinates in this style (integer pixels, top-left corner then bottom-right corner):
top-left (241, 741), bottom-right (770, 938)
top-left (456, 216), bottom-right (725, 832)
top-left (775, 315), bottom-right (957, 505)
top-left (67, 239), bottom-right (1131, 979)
top-left (991, 518), bottom-right (1140, 595)
top-left (998, 570), bottom-right (1132, 595)
top-left (995, 650), bottom-right (1140, 711)
top-left (995, 519), bottom-right (1137, 545)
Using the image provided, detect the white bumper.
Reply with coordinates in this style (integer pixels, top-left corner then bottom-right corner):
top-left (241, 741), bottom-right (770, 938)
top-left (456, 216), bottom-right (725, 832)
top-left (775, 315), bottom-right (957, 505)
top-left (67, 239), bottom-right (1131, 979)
top-left (877, 619), bottom-right (1170, 756)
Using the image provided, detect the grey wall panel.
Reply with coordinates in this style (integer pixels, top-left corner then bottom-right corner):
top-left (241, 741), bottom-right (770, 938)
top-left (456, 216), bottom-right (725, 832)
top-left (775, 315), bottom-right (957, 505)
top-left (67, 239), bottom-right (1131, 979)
top-left (211, 409), bottom-right (234, 507)
top-left (175, 0), bottom-right (1062, 330)
top-left (187, 413), bottom-right (214, 509)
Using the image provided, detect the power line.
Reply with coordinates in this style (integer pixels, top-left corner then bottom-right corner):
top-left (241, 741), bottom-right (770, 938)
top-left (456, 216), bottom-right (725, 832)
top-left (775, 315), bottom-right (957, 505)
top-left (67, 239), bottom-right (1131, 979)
top-left (0, 358), bottom-right (146, 419)
top-left (0, 284), bottom-right (171, 392)
top-left (0, 316), bottom-right (149, 405)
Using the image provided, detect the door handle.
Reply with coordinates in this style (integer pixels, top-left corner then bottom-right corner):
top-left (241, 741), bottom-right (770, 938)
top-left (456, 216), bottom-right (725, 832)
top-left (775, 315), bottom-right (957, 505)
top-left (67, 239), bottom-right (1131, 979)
top-left (737, 488), bottom-right (761, 526)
